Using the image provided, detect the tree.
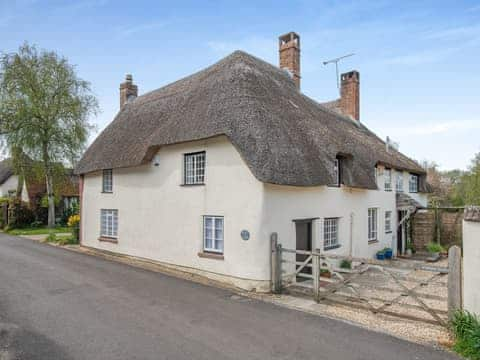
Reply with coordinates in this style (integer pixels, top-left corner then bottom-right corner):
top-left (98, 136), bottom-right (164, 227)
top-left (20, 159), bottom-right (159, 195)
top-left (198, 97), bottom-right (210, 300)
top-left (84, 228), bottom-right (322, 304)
top-left (0, 43), bottom-right (98, 227)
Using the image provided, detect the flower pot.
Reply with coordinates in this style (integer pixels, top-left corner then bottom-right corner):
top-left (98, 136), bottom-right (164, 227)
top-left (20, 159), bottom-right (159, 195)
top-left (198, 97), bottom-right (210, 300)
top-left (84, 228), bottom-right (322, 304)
top-left (376, 252), bottom-right (385, 260)
top-left (384, 249), bottom-right (393, 259)
top-left (320, 271), bottom-right (332, 278)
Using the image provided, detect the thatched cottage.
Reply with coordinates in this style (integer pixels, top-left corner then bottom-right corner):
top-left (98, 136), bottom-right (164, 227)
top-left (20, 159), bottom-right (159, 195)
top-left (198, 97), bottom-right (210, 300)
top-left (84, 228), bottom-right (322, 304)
top-left (76, 32), bottom-right (428, 291)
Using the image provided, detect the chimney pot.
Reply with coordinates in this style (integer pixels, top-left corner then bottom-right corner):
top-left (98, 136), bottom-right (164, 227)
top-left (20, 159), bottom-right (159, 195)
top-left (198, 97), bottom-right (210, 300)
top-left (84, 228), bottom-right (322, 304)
top-left (278, 32), bottom-right (301, 90)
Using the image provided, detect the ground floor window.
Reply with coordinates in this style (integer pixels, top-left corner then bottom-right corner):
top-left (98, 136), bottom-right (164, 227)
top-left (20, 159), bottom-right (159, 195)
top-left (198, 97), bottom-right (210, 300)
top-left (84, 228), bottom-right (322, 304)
top-left (100, 209), bottom-right (118, 238)
top-left (323, 217), bottom-right (339, 250)
top-left (368, 208), bottom-right (378, 242)
top-left (385, 211), bottom-right (392, 233)
top-left (203, 216), bottom-right (223, 253)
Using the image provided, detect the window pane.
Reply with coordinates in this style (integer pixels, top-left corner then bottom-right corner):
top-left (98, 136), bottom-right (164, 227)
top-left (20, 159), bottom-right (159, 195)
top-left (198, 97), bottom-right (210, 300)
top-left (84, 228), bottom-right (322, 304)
top-left (185, 152), bottom-right (205, 184)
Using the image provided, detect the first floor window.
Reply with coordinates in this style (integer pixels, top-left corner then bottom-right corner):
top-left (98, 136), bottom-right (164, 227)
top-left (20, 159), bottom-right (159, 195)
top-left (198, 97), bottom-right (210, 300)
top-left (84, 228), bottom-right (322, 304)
top-left (384, 169), bottom-right (392, 191)
top-left (101, 209), bottom-right (118, 238)
top-left (203, 216), bottom-right (223, 253)
top-left (409, 174), bottom-right (419, 193)
top-left (368, 208), bottom-right (378, 242)
top-left (102, 169), bottom-right (113, 193)
top-left (324, 218), bottom-right (339, 250)
top-left (184, 151), bottom-right (205, 185)
top-left (396, 171), bottom-right (404, 192)
top-left (385, 211), bottom-right (392, 233)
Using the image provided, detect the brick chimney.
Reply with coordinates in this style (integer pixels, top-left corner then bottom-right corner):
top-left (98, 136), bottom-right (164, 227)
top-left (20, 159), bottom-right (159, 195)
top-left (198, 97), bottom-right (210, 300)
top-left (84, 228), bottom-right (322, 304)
top-left (120, 74), bottom-right (138, 109)
top-left (340, 71), bottom-right (360, 121)
top-left (279, 32), bottom-right (301, 90)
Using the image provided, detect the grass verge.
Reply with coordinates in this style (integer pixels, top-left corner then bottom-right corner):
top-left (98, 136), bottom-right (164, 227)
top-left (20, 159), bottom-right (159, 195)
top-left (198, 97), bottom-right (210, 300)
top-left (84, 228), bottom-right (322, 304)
top-left (451, 310), bottom-right (480, 359)
top-left (7, 226), bottom-right (71, 235)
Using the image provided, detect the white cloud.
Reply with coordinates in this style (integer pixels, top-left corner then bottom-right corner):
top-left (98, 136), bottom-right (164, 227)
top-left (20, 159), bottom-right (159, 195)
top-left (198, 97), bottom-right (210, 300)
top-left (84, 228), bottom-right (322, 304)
top-left (423, 24), bottom-right (480, 41)
top-left (116, 21), bottom-right (168, 37)
top-left (384, 120), bottom-right (480, 136)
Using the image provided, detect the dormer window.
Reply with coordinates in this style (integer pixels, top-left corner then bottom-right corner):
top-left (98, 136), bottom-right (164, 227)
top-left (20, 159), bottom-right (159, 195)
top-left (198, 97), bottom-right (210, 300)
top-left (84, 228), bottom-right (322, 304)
top-left (409, 174), bottom-right (419, 193)
top-left (384, 169), bottom-right (392, 191)
top-left (333, 158), bottom-right (341, 186)
top-left (102, 169), bottom-right (113, 193)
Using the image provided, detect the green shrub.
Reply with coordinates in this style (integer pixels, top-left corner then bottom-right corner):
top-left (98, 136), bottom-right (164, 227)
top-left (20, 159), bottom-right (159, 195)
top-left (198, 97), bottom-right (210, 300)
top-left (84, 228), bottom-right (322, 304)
top-left (340, 259), bottom-right (352, 269)
top-left (7, 199), bottom-right (35, 229)
top-left (451, 310), bottom-right (480, 360)
top-left (426, 242), bottom-right (445, 253)
top-left (45, 232), bottom-right (57, 243)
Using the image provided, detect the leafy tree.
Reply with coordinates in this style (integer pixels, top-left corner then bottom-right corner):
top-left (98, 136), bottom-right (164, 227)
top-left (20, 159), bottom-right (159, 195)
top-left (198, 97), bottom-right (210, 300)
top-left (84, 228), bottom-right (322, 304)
top-left (0, 43), bottom-right (98, 227)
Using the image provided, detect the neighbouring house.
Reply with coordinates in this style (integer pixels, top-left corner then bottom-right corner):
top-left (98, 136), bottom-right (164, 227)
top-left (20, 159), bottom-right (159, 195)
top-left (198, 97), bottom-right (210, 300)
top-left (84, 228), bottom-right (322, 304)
top-left (75, 32), bottom-right (428, 291)
top-left (0, 157), bottom-right (79, 221)
top-left (0, 158), bottom-right (30, 203)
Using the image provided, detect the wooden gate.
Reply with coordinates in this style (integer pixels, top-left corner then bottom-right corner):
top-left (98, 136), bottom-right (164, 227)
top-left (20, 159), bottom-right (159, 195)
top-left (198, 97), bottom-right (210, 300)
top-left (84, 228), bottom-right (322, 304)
top-left (271, 236), bottom-right (461, 327)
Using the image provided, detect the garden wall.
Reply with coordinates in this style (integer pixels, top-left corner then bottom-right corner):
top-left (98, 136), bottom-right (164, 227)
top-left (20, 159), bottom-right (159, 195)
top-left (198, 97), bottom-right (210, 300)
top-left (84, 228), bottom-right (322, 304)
top-left (463, 206), bottom-right (480, 315)
top-left (412, 208), bottom-right (463, 251)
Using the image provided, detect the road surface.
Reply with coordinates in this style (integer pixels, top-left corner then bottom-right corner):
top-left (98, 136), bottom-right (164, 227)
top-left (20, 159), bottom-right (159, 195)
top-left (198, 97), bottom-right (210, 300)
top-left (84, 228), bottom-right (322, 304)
top-left (0, 234), bottom-right (458, 359)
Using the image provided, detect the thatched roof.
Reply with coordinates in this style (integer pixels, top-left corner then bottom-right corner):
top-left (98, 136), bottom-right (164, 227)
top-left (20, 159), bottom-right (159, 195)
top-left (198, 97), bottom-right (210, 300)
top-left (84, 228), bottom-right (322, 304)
top-left (0, 159), bottom-right (14, 185)
top-left (76, 51), bottom-right (426, 190)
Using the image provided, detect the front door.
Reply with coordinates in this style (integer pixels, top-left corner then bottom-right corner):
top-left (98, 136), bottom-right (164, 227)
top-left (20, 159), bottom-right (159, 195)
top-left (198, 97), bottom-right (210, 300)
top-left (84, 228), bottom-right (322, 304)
top-left (295, 220), bottom-right (312, 275)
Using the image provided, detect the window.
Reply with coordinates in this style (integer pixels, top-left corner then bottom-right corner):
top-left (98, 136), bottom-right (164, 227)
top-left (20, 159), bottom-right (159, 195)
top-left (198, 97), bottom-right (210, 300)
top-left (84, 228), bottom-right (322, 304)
top-left (333, 158), bottom-right (340, 186)
top-left (409, 174), bottom-right (418, 193)
top-left (324, 218), bottom-right (339, 250)
top-left (203, 216), bottom-right (223, 253)
top-left (385, 211), bottom-right (392, 233)
top-left (384, 169), bottom-right (392, 191)
top-left (396, 171), bottom-right (404, 192)
top-left (368, 208), bottom-right (378, 242)
top-left (102, 169), bottom-right (113, 193)
top-left (100, 209), bottom-right (118, 238)
top-left (184, 152), bottom-right (205, 185)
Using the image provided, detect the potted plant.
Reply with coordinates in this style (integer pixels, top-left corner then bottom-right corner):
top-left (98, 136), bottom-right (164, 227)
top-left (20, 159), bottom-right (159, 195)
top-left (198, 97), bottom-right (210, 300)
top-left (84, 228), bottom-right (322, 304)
top-left (376, 250), bottom-right (385, 260)
top-left (426, 242), bottom-right (445, 259)
top-left (320, 268), bottom-right (332, 278)
top-left (384, 247), bottom-right (393, 259)
top-left (67, 214), bottom-right (80, 244)
top-left (340, 259), bottom-right (352, 270)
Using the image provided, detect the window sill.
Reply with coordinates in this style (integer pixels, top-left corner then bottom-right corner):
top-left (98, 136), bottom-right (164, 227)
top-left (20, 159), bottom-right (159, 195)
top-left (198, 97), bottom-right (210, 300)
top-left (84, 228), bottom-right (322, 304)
top-left (385, 189), bottom-right (392, 192)
top-left (385, 231), bottom-right (392, 234)
top-left (368, 239), bottom-right (379, 245)
top-left (324, 244), bottom-right (341, 251)
top-left (180, 183), bottom-right (205, 187)
top-left (101, 191), bottom-right (113, 194)
top-left (98, 236), bottom-right (118, 243)
top-left (198, 251), bottom-right (224, 260)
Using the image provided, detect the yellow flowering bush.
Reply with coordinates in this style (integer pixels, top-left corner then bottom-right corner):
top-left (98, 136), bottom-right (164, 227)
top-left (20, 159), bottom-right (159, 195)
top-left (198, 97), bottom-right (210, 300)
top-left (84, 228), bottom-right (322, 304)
top-left (67, 214), bottom-right (80, 228)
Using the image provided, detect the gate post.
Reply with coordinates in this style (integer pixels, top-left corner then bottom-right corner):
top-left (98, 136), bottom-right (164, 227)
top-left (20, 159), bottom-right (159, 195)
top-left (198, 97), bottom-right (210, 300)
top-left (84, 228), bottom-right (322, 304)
top-left (313, 249), bottom-right (320, 303)
top-left (270, 233), bottom-right (281, 293)
top-left (448, 245), bottom-right (462, 320)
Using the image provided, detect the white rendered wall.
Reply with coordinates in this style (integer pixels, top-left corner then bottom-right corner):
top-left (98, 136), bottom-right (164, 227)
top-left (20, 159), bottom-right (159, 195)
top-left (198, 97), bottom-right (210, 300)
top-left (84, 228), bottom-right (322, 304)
top-left (81, 136), bottom-right (269, 291)
top-left (463, 219), bottom-right (480, 315)
top-left (0, 175), bottom-right (29, 203)
top-left (81, 135), bottom-right (427, 291)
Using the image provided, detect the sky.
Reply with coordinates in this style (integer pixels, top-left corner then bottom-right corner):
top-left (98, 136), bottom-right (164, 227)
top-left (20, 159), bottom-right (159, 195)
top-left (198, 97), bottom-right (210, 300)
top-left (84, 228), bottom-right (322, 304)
top-left (1, 0), bottom-right (479, 171)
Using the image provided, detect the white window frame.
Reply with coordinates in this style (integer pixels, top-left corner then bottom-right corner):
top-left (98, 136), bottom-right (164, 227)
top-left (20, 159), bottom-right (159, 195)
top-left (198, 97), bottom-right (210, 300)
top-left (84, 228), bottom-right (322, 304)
top-left (184, 151), bottom-right (205, 185)
top-left (396, 171), bottom-right (404, 192)
top-left (100, 209), bottom-right (118, 238)
top-left (203, 215), bottom-right (224, 254)
top-left (384, 169), bottom-right (392, 191)
top-left (385, 211), bottom-right (392, 233)
top-left (102, 169), bottom-right (113, 193)
top-left (409, 174), bottom-right (419, 193)
top-left (323, 217), bottom-right (339, 250)
top-left (368, 208), bottom-right (378, 242)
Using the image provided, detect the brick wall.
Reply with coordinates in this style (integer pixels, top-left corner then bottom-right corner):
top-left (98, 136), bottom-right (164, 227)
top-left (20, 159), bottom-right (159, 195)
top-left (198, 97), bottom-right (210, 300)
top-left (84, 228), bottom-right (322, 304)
top-left (412, 209), bottom-right (463, 250)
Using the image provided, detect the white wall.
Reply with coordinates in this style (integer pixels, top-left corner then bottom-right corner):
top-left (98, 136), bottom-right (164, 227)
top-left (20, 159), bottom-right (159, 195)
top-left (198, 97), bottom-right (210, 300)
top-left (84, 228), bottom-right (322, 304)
top-left (463, 219), bottom-right (480, 315)
top-left (262, 182), bottom-right (397, 261)
top-left (0, 175), bottom-right (29, 203)
top-left (81, 135), bottom-right (428, 291)
top-left (82, 136), bottom-right (269, 291)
